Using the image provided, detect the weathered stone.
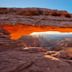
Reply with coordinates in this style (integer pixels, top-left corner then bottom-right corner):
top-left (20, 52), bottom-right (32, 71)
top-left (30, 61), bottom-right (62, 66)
top-left (0, 8), bottom-right (72, 27)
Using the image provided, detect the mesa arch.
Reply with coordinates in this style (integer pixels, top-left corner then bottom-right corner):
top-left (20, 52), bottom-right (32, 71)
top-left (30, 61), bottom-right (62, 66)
top-left (1, 24), bottom-right (72, 40)
top-left (0, 8), bottom-right (72, 40)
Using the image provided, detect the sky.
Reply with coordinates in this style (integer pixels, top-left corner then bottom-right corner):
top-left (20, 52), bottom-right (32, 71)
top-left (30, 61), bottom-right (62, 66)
top-left (31, 31), bottom-right (72, 35)
top-left (0, 0), bottom-right (72, 13)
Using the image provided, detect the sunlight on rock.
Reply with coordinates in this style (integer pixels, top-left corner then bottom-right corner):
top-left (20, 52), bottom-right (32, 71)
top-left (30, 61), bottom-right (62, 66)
top-left (44, 55), bottom-right (60, 61)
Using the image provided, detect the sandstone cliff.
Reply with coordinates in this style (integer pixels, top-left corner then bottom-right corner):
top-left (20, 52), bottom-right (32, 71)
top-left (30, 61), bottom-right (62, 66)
top-left (0, 8), bottom-right (72, 72)
top-left (0, 8), bottom-right (72, 27)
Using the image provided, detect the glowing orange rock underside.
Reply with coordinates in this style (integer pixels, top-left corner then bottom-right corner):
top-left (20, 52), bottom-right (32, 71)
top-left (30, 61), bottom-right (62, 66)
top-left (2, 24), bottom-right (72, 40)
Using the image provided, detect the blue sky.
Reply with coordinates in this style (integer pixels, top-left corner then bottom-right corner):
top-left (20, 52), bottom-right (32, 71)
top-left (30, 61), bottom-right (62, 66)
top-left (0, 0), bottom-right (72, 13)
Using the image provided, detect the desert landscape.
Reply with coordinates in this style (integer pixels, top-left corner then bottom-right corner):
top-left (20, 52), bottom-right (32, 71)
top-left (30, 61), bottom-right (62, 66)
top-left (0, 8), bottom-right (72, 72)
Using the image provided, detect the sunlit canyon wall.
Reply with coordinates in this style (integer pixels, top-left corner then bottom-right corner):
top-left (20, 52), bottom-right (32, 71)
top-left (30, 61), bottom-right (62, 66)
top-left (0, 8), bottom-right (72, 40)
top-left (1, 24), bottom-right (72, 40)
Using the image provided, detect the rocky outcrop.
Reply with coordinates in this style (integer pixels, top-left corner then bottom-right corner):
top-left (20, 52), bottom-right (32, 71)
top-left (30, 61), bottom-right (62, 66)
top-left (0, 49), bottom-right (72, 72)
top-left (0, 27), bottom-right (72, 72)
top-left (0, 8), bottom-right (72, 27)
top-left (17, 35), bottom-right (40, 47)
top-left (17, 35), bottom-right (72, 50)
top-left (2, 24), bottom-right (72, 40)
top-left (0, 8), bottom-right (72, 72)
top-left (0, 8), bottom-right (72, 39)
top-left (0, 8), bottom-right (71, 17)
top-left (0, 28), bottom-right (22, 51)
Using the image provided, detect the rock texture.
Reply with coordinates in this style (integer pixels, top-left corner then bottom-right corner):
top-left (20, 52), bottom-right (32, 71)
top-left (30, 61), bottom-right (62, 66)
top-left (0, 29), bottom-right (72, 72)
top-left (0, 8), bottom-right (72, 39)
top-left (0, 48), bottom-right (72, 72)
top-left (0, 8), bottom-right (72, 27)
top-left (0, 8), bottom-right (72, 72)
top-left (0, 29), bottom-right (22, 51)
top-left (16, 35), bottom-right (72, 51)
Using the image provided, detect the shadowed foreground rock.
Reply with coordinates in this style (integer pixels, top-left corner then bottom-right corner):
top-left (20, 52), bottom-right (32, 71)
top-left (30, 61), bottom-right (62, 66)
top-left (0, 48), bottom-right (72, 72)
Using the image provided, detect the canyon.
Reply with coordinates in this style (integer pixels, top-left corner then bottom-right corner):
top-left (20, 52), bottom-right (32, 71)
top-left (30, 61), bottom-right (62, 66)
top-left (0, 8), bottom-right (72, 72)
top-left (0, 8), bottom-right (72, 39)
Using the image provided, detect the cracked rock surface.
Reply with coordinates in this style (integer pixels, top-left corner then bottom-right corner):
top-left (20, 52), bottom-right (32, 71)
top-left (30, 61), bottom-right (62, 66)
top-left (0, 50), bottom-right (72, 72)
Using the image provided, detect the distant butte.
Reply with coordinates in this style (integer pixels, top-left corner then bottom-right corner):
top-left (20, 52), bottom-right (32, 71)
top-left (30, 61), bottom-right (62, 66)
top-left (0, 8), bottom-right (72, 39)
